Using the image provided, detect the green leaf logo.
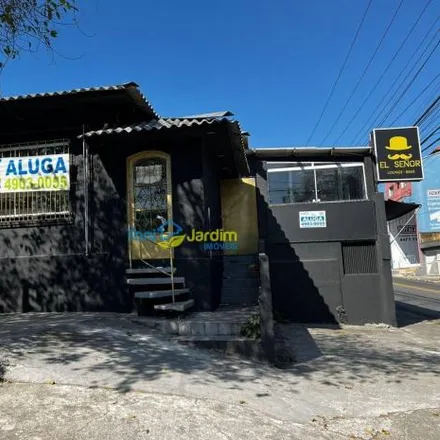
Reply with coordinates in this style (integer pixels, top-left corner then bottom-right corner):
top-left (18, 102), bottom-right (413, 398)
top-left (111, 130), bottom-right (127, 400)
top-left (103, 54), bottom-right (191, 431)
top-left (157, 240), bottom-right (170, 250)
top-left (168, 234), bottom-right (186, 248)
top-left (156, 234), bottom-right (186, 249)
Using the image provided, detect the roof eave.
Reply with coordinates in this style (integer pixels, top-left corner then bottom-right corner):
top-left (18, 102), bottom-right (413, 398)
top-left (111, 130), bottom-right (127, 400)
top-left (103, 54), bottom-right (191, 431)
top-left (247, 147), bottom-right (373, 157)
top-left (0, 81), bottom-right (159, 120)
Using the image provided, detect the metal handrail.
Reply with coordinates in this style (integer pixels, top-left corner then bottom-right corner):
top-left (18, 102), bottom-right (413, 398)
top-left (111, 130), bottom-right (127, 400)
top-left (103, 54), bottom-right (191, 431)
top-left (133, 221), bottom-right (176, 303)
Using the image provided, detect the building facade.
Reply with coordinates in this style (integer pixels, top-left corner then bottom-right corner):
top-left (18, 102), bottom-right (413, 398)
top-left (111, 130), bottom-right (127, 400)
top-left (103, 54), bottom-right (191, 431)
top-left (385, 150), bottom-right (440, 274)
top-left (0, 82), bottom-right (396, 325)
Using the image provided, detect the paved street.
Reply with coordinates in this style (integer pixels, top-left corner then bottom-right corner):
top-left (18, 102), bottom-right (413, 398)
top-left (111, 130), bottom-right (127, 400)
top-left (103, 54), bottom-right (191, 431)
top-left (394, 277), bottom-right (440, 319)
top-left (0, 312), bottom-right (439, 439)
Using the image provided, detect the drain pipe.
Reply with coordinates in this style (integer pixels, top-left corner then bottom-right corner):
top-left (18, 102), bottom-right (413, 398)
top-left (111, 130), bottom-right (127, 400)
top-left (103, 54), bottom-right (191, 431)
top-left (82, 125), bottom-right (89, 256)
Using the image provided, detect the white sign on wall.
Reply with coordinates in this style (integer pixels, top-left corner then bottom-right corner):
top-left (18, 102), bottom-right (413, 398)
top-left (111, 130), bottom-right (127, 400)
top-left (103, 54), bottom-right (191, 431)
top-left (299, 210), bottom-right (327, 228)
top-left (427, 189), bottom-right (440, 232)
top-left (0, 154), bottom-right (70, 193)
top-left (388, 212), bottom-right (419, 268)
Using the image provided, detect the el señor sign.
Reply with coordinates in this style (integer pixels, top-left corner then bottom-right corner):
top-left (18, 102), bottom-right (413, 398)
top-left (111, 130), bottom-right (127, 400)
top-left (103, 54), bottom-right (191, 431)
top-left (372, 126), bottom-right (423, 182)
top-left (0, 154), bottom-right (70, 193)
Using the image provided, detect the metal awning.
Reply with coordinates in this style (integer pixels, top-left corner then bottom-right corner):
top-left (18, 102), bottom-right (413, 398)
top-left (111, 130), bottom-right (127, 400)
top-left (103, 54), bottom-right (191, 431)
top-left (385, 199), bottom-right (420, 221)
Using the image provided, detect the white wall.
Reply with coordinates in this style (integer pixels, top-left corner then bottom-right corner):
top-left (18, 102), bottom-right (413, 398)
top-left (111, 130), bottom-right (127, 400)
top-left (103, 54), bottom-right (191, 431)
top-left (388, 212), bottom-right (420, 268)
top-left (424, 248), bottom-right (440, 275)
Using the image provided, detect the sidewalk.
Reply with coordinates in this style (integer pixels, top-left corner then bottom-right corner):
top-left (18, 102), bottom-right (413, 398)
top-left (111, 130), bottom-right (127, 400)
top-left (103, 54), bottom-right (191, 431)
top-left (1, 382), bottom-right (439, 440)
top-left (1, 312), bottom-right (439, 439)
top-left (393, 271), bottom-right (440, 285)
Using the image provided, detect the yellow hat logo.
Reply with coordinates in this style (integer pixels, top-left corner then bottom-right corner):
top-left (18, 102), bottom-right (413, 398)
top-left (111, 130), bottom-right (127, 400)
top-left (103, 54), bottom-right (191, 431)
top-left (386, 136), bottom-right (412, 151)
top-left (386, 136), bottom-right (412, 160)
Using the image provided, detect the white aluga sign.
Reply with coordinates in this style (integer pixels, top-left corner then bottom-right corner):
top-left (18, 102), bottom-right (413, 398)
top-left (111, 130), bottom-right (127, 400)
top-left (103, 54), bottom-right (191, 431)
top-left (299, 210), bottom-right (327, 228)
top-left (0, 154), bottom-right (70, 193)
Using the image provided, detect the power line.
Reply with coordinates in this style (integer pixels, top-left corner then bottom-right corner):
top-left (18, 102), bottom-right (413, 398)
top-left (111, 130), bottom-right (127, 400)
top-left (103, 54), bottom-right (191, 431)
top-left (388, 74), bottom-right (440, 125)
top-left (305, 0), bottom-right (373, 144)
top-left (413, 81), bottom-right (440, 117)
top-left (421, 136), bottom-right (440, 153)
top-left (422, 151), bottom-right (438, 162)
top-left (375, 39), bottom-right (440, 131)
top-left (366, 32), bottom-right (440, 141)
top-left (359, 30), bottom-right (440, 145)
top-left (414, 94), bottom-right (440, 125)
top-left (421, 122), bottom-right (440, 153)
top-left (419, 105), bottom-right (440, 134)
top-left (333, 0), bottom-right (434, 144)
top-left (422, 126), bottom-right (440, 144)
top-left (351, 17), bottom-right (440, 145)
top-left (320, 0), bottom-right (405, 145)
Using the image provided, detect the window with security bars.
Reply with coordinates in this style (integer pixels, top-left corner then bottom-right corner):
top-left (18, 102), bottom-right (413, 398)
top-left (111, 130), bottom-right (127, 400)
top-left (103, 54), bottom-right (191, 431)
top-left (0, 140), bottom-right (72, 227)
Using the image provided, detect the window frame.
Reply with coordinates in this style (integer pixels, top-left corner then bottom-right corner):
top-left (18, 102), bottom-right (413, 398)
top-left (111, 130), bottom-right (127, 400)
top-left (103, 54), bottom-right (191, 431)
top-left (0, 139), bottom-right (73, 228)
top-left (126, 151), bottom-right (173, 234)
top-left (267, 161), bottom-right (368, 206)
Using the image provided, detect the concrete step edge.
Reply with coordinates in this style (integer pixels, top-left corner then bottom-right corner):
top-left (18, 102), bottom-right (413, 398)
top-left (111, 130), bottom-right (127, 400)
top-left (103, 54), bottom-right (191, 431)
top-left (154, 299), bottom-right (194, 312)
top-left (134, 289), bottom-right (189, 299)
top-left (126, 267), bottom-right (175, 275)
top-left (127, 277), bottom-right (185, 285)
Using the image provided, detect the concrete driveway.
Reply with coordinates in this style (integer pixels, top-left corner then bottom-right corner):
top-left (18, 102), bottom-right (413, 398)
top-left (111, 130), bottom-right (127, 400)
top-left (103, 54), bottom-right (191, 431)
top-left (0, 312), bottom-right (439, 439)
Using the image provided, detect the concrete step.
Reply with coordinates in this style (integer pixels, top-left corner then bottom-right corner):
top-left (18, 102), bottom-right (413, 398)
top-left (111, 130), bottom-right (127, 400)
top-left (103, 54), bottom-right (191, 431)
top-left (134, 289), bottom-right (189, 299)
top-left (127, 277), bottom-right (185, 286)
top-left (175, 336), bottom-right (265, 361)
top-left (131, 317), bottom-right (244, 336)
top-left (126, 267), bottom-right (175, 275)
top-left (131, 308), bottom-right (256, 336)
top-left (154, 299), bottom-right (194, 312)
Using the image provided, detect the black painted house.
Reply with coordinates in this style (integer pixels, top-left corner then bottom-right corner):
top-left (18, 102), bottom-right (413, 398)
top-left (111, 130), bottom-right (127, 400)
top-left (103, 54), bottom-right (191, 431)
top-left (0, 82), bottom-right (396, 325)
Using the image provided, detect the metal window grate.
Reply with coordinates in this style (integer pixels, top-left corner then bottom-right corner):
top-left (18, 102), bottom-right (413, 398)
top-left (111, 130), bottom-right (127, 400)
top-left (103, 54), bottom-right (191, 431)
top-left (0, 139), bottom-right (73, 228)
top-left (342, 242), bottom-right (378, 274)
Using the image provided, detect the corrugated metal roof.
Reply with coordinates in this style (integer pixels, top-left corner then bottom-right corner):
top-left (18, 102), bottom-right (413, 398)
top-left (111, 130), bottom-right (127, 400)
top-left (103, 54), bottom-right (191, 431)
top-left (0, 82), bottom-right (136, 101)
top-left (174, 111), bottom-right (234, 119)
top-left (81, 116), bottom-right (250, 176)
top-left (227, 119), bottom-right (250, 176)
top-left (81, 117), bottom-right (231, 137)
top-left (0, 81), bottom-right (159, 118)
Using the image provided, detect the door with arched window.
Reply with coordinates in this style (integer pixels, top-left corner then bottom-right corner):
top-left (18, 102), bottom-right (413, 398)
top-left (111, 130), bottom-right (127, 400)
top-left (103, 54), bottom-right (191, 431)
top-left (127, 151), bottom-right (173, 261)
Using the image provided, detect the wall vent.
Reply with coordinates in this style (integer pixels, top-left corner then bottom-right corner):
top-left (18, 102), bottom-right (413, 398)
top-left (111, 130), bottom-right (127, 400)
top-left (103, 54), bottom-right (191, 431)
top-left (342, 242), bottom-right (378, 274)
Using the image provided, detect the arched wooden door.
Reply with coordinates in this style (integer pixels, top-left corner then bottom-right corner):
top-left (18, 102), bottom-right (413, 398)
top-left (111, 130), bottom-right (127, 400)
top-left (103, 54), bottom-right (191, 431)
top-left (126, 151), bottom-right (173, 262)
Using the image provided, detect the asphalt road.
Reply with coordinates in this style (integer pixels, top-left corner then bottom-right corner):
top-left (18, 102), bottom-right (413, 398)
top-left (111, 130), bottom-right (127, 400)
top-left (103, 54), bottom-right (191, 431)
top-left (393, 277), bottom-right (440, 320)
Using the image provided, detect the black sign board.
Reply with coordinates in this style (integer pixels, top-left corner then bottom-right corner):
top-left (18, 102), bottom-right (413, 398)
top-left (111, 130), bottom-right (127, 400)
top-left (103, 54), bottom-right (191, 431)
top-left (372, 126), bottom-right (424, 182)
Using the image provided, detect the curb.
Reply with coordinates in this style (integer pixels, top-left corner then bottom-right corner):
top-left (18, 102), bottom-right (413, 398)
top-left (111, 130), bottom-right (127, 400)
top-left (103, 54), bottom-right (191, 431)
top-left (395, 301), bottom-right (440, 319)
top-left (393, 276), bottom-right (440, 287)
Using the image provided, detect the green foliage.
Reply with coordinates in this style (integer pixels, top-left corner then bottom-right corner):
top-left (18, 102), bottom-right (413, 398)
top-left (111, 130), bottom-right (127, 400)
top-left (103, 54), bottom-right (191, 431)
top-left (240, 313), bottom-right (261, 339)
top-left (0, 0), bottom-right (77, 67)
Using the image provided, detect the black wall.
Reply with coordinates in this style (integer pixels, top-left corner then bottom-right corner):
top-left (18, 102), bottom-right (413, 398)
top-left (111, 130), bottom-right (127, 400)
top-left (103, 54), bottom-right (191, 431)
top-left (0, 138), bottom-right (128, 312)
top-left (0, 126), bottom-right (228, 313)
top-left (253, 155), bottom-right (396, 325)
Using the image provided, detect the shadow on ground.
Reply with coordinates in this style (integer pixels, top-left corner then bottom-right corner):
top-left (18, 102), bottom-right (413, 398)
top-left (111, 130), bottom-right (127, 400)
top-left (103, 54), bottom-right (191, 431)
top-left (0, 312), bottom-right (439, 393)
top-left (395, 301), bottom-right (440, 327)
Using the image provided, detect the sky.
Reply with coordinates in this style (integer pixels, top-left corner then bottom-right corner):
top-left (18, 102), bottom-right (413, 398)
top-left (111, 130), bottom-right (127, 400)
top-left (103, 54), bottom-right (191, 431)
top-left (0, 0), bottom-right (439, 148)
